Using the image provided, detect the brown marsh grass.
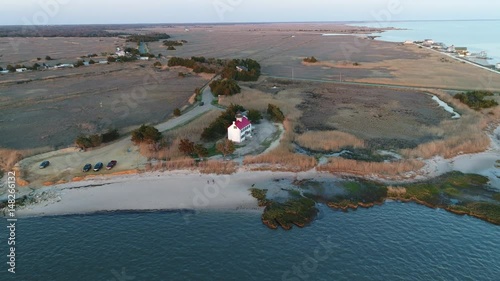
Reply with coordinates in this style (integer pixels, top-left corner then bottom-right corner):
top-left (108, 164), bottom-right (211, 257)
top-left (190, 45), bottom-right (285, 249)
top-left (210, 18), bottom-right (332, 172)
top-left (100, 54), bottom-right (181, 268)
top-left (199, 160), bottom-right (238, 174)
top-left (164, 110), bottom-right (222, 143)
top-left (218, 86), bottom-right (303, 116)
top-left (295, 130), bottom-right (365, 151)
top-left (387, 186), bottom-right (407, 197)
top-left (244, 119), bottom-right (317, 172)
top-left (401, 90), bottom-right (493, 159)
top-left (162, 157), bottom-right (196, 171)
top-left (318, 158), bottom-right (424, 177)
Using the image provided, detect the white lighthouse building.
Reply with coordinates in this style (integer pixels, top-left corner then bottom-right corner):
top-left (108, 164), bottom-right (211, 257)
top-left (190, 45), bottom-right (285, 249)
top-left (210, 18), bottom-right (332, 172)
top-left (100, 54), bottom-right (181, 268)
top-left (227, 113), bottom-right (252, 143)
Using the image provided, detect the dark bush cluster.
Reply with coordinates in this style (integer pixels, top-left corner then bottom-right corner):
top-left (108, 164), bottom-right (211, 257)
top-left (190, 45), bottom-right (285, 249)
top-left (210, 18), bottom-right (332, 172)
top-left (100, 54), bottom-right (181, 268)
top-left (303, 56), bottom-right (318, 63)
top-left (126, 33), bottom-right (171, 43)
top-left (221, 59), bottom-right (261, 81)
top-left (454, 90), bottom-right (498, 110)
top-left (201, 104), bottom-right (246, 141)
top-left (209, 79), bottom-right (241, 96)
top-left (267, 104), bottom-right (285, 122)
top-left (75, 129), bottom-right (120, 149)
top-left (131, 125), bottom-right (162, 144)
top-left (163, 40), bottom-right (184, 47)
top-left (167, 57), bottom-right (217, 73)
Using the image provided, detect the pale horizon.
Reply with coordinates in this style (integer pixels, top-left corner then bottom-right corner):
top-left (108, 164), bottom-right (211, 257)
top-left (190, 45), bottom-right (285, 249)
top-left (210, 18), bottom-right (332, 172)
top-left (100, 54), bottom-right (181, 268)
top-left (2, 0), bottom-right (500, 26)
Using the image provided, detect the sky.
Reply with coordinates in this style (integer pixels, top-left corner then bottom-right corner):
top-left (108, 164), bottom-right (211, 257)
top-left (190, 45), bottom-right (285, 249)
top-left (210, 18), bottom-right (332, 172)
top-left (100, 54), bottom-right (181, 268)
top-left (1, 0), bottom-right (499, 25)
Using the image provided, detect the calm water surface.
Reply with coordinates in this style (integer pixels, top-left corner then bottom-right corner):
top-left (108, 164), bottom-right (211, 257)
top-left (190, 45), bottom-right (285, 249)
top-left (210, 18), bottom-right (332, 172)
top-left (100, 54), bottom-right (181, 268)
top-left (1, 202), bottom-right (499, 280)
top-left (353, 20), bottom-right (500, 63)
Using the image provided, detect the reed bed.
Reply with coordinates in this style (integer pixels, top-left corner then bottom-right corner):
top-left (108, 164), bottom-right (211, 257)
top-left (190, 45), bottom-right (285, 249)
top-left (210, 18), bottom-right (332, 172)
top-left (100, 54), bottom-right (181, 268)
top-left (295, 130), bottom-right (365, 151)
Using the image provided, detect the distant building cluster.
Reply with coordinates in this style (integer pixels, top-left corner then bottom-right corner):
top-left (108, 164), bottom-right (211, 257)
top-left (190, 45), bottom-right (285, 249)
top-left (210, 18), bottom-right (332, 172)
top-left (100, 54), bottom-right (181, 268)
top-left (406, 38), bottom-right (498, 69)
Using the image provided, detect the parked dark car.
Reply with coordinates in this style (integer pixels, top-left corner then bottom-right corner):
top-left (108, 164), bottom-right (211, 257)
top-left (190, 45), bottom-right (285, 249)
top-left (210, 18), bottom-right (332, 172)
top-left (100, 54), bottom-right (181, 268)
top-left (39, 160), bottom-right (50, 169)
top-left (93, 162), bottom-right (103, 172)
top-left (199, 101), bottom-right (204, 106)
top-left (106, 160), bottom-right (117, 170)
top-left (82, 163), bottom-right (92, 172)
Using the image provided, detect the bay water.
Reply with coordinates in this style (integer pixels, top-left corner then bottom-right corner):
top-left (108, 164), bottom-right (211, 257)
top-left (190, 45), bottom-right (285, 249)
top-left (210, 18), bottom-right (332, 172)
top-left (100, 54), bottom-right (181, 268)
top-left (1, 202), bottom-right (499, 280)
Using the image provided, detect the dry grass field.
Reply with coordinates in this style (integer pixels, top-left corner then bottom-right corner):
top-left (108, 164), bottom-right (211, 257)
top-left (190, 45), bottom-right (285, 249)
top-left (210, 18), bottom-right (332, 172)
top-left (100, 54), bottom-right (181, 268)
top-left (298, 83), bottom-right (452, 149)
top-left (295, 131), bottom-right (365, 152)
top-left (221, 77), bottom-right (497, 176)
top-left (0, 62), bottom-right (208, 150)
top-left (1, 23), bottom-right (499, 180)
top-left (0, 37), bottom-right (123, 66)
top-left (136, 24), bottom-right (500, 91)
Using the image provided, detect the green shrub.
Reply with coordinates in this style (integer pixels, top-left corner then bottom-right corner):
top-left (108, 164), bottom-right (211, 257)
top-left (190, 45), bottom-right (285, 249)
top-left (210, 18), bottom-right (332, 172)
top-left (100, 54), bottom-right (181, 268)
top-left (303, 56), bottom-right (318, 63)
top-left (201, 104), bottom-right (245, 141)
top-left (247, 109), bottom-right (263, 124)
top-left (267, 104), bottom-right (285, 122)
top-left (221, 59), bottom-right (261, 81)
top-left (209, 79), bottom-right (241, 96)
top-left (131, 124), bottom-right (162, 144)
top-left (454, 90), bottom-right (498, 110)
top-left (173, 108), bottom-right (181, 117)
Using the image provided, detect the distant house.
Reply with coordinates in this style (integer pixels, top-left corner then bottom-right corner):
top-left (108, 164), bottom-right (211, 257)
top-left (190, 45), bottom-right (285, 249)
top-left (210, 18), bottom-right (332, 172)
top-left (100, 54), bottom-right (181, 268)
top-left (423, 39), bottom-right (434, 46)
top-left (455, 47), bottom-right (469, 56)
top-left (115, 48), bottom-right (126, 57)
top-left (15, 68), bottom-right (27, 72)
top-left (56, 64), bottom-right (74, 69)
top-left (496, 63), bottom-right (500, 70)
top-left (236, 65), bottom-right (248, 72)
top-left (447, 45), bottom-right (456, 53)
top-left (139, 57), bottom-right (150, 61)
top-left (99, 60), bottom-right (109, 64)
top-left (403, 40), bottom-right (413, 45)
top-left (0, 70), bottom-right (9, 74)
top-left (227, 113), bottom-right (252, 143)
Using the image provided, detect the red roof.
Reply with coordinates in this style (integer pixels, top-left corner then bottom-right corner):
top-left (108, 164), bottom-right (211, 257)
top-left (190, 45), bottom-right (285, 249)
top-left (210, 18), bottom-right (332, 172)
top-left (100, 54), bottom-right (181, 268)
top-left (234, 116), bottom-right (251, 130)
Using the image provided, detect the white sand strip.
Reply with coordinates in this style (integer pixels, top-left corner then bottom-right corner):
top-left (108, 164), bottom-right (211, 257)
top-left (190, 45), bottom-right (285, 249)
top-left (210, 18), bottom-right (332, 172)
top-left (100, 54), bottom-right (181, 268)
top-left (13, 170), bottom-right (307, 217)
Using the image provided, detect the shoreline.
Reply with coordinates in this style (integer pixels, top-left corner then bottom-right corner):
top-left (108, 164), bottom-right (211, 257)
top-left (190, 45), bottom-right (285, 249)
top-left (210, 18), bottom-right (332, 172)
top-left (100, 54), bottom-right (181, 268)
top-left (2, 124), bottom-right (498, 218)
top-left (7, 170), bottom-right (321, 218)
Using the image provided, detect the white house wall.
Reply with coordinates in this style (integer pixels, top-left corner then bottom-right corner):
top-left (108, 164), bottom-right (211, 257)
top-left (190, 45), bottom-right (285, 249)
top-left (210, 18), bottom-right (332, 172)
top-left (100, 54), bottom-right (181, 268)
top-left (228, 126), bottom-right (242, 143)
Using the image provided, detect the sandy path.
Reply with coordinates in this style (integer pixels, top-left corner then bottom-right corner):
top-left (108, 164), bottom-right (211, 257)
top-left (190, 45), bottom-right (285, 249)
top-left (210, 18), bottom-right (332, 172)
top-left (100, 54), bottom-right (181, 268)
top-left (14, 85), bottom-right (217, 188)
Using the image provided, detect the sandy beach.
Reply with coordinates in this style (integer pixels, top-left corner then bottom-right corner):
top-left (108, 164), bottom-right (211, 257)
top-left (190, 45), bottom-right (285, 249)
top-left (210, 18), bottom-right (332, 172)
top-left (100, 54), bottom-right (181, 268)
top-left (12, 170), bottom-right (324, 217)
top-left (5, 124), bottom-right (499, 217)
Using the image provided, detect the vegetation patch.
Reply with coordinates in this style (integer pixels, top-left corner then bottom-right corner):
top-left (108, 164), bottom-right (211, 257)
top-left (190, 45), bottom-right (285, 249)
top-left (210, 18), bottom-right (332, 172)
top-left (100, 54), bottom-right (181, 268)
top-left (75, 129), bottom-right (120, 150)
top-left (221, 59), bottom-right (261, 81)
top-left (209, 79), bottom-right (241, 96)
top-left (250, 188), bottom-right (318, 230)
top-left (324, 181), bottom-right (387, 211)
top-left (303, 56), bottom-right (318, 63)
top-left (168, 57), bottom-right (218, 74)
top-left (267, 104), bottom-right (285, 122)
top-left (201, 104), bottom-right (246, 141)
top-left (393, 172), bottom-right (500, 224)
top-left (126, 33), bottom-right (171, 42)
top-left (454, 90), bottom-right (498, 110)
top-left (131, 125), bottom-right (162, 145)
top-left (295, 130), bottom-right (365, 152)
top-left (163, 40), bottom-right (186, 47)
